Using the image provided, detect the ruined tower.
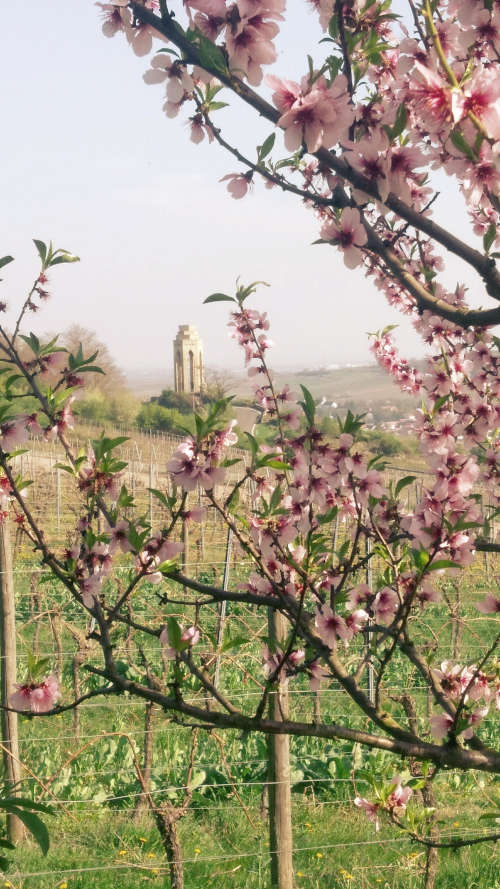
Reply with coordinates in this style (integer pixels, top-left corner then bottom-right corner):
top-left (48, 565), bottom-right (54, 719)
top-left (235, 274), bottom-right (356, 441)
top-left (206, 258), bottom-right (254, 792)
top-left (173, 325), bottom-right (204, 394)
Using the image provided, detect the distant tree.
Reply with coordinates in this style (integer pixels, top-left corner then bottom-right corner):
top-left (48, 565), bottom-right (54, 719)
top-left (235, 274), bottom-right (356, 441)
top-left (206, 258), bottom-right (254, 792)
top-left (60, 326), bottom-right (126, 395)
top-left (156, 389), bottom-right (197, 414)
top-left (203, 367), bottom-right (238, 401)
top-left (137, 402), bottom-right (195, 435)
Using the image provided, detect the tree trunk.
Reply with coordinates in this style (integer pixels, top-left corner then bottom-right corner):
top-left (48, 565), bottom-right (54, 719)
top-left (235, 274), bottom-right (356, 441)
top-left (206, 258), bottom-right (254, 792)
top-left (155, 810), bottom-right (184, 889)
top-left (134, 701), bottom-right (154, 818)
top-left (267, 610), bottom-right (294, 889)
top-left (422, 783), bottom-right (438, 889)
top-left (0, 522), bottom-right (24, 843)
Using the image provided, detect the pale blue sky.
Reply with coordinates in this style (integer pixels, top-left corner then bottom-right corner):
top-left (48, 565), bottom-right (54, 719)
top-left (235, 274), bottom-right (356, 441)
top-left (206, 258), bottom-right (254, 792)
top-left (1, 1), bottom-right (496, 375)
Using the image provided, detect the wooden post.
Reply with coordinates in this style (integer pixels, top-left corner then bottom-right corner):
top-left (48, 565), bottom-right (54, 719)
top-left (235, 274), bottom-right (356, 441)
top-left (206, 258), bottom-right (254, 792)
top-left (181, 517), bottom-right (189, 596)
top-left (198, 488), bottom-right (205, 568)
top-left (0, 521), bottom-right (24, 843)
top-left (213, 526), bottom-right (232, 690)
top-left (365, 535), bottom-right (376, 706)
top-left (267, 610), bottom-right (294, 889)
top-left (134, 701), bottom-right (155, 818)
top-left (149, 458), bottom-right (154, 532)
top-left (56, 467), bottom-right (61, 538)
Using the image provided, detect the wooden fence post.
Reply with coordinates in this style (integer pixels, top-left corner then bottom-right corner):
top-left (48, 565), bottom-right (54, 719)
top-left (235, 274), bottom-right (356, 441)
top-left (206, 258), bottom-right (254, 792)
top-left (213, 526), bottom-right (232, 690)
top-left (267, 610), bottom-right (294, 889)
top-left (365, 535), bottom-right (376, 706)
top-left (0, 521), bottom-right (24, 843)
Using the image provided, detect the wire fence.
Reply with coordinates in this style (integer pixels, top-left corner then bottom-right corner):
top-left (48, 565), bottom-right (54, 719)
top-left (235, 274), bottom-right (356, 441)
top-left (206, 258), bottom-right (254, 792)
top-left (2, 427), bottom-right (499, 887)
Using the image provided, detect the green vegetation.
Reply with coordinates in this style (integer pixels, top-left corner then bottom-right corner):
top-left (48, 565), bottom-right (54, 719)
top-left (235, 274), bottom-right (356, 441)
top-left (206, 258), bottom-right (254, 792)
top-left (136, 402), bottom-right (196, 435)
top-left (1, 423), bottom-right (495, 888)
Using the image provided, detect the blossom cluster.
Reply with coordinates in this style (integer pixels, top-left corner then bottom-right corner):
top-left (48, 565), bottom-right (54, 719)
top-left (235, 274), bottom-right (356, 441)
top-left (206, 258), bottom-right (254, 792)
top-left (430, 659), bottom-right (500, 739)
top-left (166, 423), bottom-right (237, 491)
top-left (355, 775), bottom-right (412, 832)
top-left (10, 675), bottom-right (60, 714)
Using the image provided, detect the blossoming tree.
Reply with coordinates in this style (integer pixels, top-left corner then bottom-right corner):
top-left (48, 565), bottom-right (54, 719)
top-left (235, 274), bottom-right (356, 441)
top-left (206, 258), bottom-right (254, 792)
top-left (2, 0), bottom-right (500, 882)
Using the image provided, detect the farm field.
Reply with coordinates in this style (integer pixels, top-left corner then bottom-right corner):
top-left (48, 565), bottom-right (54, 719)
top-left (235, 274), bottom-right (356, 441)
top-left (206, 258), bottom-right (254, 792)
top-left (1, 426), bottom-right (498, 888)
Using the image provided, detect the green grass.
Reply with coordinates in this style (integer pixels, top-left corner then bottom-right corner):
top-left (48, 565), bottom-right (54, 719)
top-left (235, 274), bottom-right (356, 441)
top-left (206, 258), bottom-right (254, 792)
top-left (5, 426), bottom-right (500, 889)
top-left (6, 798), bottom-right (500, 889)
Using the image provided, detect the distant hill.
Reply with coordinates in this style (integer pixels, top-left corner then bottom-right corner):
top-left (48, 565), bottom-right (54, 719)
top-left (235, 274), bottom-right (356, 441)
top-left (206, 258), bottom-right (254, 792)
top-left (127, 363), bottom-right (420, 424)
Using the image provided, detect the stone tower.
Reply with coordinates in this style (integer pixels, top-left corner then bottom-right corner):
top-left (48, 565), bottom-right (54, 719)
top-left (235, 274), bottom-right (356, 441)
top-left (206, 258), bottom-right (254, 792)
top-left (173, 324), bottom-right (204, 394)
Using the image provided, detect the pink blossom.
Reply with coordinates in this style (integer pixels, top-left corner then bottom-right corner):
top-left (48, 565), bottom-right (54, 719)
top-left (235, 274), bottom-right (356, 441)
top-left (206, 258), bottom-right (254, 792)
top-left (308, 659), bottom-right (330, 691)
top-left (184, 506), bottom-right (206, 523)
top-left (10, 675), bottom-right (60, 713)
top-left (430, 711), bottom-right (454, 739)
top-left (315, 605), bottom-right (351, 646)
top-left (262, 645), bottom-right (283, 679)
top-left (81, 573), bottom-right (103, 608)
top-left (387, 776), bottom-right (412, 816)
top-left (346, 609), bottom-right (369, 634)
top-left (347, 583), bottom-right (372, 610)
top-left (160, 624), bottom-right (200, 659)
top-left (476, 593), bottom-right (500, 614)
top-left (354, 796), bottom-right (380, 831)
top-left (220, 172), bottom-right (253, 199)
top-left (462, 706), bottom-right (489, 739)
top-left (143, 55), bottom-right (194, 102)
top-left (373, 587), bottom-right (399, 625)
top-left (96, 1), bottom-right (130, 37)
top-left (189, 114), bottom-right (214, 144)
top-left (226, 16), bottom-right (278, 86)
top-left (108, 519), bottom-right (133, 554)
top-left (320, 208), bottom-right (368, 269)
top-left (460, 68), bottom-right (500, 140)
top-left (0, 418), bottom-right (29, 452)
top-left (167, 438), bottom-right (226, 491)
top-left (274, 74), bottom-right (353, 151)
top-left (408, 62), bottom-right (460, 132)
top-left (125, 1), bottom-right (164, 56)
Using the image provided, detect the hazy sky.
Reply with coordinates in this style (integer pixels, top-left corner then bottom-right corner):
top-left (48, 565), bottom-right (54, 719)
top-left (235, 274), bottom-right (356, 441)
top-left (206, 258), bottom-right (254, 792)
top-left (1, 2), bottom-right (497, 376)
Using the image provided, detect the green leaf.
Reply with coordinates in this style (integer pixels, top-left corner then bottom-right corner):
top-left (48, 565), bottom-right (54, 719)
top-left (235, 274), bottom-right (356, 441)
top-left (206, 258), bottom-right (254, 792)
top-left (479, 811), bottom-right (500, 822)
top-left (450, 128), bottom-right (475, 161)
top-left (264, 459), bottom-right (290, 470)
top-left (149, 488), bottom-right (175, 510)
top-left (236, 280), bottom-right (269, 303)
top-left (257, 132), bottom-right (276, 162)
top-left (244, 432), bottom-right (259, 461)
top-left (188, 769), bottom-right (206, 791)
top-left (0, 255), bottom-right (14, 270)
top-left (395, 476), bottom-right (416, 497)
top-left (384, 103), bottom-right (407, 141)
top-left (317, 506), bottom-right (339, 525)
top-left (427, 559), bottom-right (462, 572)
top-left (74, 365), bottom-right (105, 375)
top-left (269, 483), bottom-right (283, 513)
top-left (167, 617), bottom-right (182, 651)
top-left (204, 293), bottom-right (235, 304)
top-left (8, 807), bottom-right (50, 855)
top-left (221, 635), bottom-right (247, 652)
top-left (411, 548), bottom-right (430, 570)
top-left (48, 253), bottom-right (80, 266)
top-left (20, 332), bottom-right (41, 355)
top-left (338, 539), bottom-right (350, 561)
top-left (483, 223), bottom-right (497, 254)
top-left (299, 384), bottom-right (316, 426)
top-left (0, 797), bottom-right (51, 815)
top-left (196, 33), bottom-right (229, 75)
top-left (33, 240), bottom-right (47, 264)
top-left (54, 463), bottom-right (75, 475)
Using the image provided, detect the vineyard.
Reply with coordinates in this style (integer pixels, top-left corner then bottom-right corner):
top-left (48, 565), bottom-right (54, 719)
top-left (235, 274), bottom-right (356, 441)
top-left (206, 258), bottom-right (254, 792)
top-left (1, 425), bottom-right (498, 888)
